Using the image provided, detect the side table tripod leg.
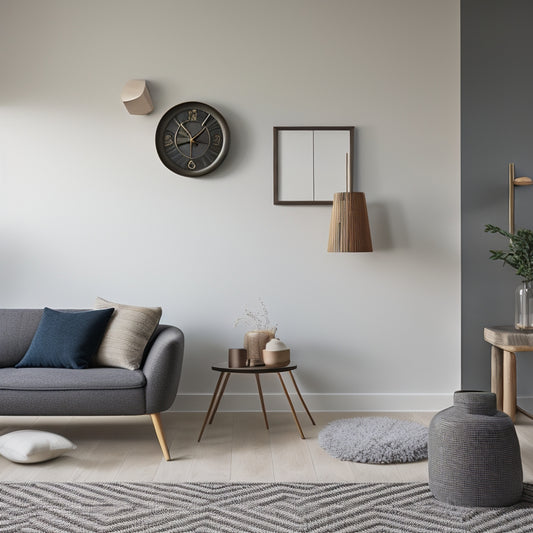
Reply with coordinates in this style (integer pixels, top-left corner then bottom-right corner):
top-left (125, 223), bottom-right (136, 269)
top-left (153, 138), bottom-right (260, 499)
top-left (288, 370), bottom-right (315, 426)
top-left (255, 374), bottom-right (269, 430)
top-left (209, 372), bottom-right (230, 425)
top-left (278, 372), bottom-right (305, 439)
top-left (198, 372), bottom-right (225, 442)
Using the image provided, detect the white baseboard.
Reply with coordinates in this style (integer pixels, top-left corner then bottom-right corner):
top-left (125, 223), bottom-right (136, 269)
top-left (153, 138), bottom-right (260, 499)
top-left (169, 392), bottom-right (454, 413)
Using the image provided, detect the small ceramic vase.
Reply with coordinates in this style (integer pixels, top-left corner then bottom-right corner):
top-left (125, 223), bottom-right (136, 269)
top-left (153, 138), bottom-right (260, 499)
top-left (228, 348), bottom-right (247, 368)
top-left (244, 330), bottom-right (275, 366)
top-left (262, 338), bottom-right (290, 367)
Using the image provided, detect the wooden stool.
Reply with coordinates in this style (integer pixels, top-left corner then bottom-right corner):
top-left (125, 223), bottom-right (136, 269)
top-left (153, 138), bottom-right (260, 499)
top-left (484, 326), bottom-right (533, 422)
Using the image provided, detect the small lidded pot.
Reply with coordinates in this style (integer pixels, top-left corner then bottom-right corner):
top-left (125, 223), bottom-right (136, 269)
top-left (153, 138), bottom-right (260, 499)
top-left (262, 338), bottom-right (290, 367)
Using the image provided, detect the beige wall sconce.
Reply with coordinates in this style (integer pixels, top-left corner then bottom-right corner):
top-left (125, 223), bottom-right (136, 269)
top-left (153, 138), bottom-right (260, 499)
top-left (508, 162), bottom-right (533, 234)
top-left (327, 154), bottom-right (373, 252)
top-left (121, 79), bottom-right (153, 115)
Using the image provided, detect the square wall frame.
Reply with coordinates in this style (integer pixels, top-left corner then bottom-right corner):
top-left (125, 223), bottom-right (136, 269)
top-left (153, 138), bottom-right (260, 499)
top-left (273, 126), bottom-right (354, 205)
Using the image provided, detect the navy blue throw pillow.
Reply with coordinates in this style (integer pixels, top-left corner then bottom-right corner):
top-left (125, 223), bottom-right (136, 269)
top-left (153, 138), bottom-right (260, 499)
top-left (15, 307), bottom-right (114, 369)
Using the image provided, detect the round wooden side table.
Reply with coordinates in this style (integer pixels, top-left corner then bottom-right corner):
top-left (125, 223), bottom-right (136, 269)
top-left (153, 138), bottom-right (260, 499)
top-left (197, 363), bottom-right (315, 442)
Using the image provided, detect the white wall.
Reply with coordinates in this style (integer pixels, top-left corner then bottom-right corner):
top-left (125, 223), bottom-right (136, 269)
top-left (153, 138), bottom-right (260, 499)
top-left (0, 0), bottom-right (460, 411)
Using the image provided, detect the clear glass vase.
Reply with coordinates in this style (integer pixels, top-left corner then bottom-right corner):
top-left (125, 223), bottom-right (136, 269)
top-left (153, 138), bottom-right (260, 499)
top-left (515, 281), bottom-right (533, 330)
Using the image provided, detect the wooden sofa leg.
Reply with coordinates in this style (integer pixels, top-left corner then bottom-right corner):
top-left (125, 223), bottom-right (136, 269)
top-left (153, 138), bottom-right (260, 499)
top-left (150, 413), bottom-right (171, 461)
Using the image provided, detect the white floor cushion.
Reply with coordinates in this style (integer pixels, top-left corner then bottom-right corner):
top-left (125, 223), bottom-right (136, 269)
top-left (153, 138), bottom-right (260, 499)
top-left (0, 430), bottom-right (76, 464)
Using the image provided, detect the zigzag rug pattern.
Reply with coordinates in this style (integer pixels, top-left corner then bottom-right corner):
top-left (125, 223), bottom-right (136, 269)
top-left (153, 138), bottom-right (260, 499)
top-left (1, 482), bottom-right (533, 532)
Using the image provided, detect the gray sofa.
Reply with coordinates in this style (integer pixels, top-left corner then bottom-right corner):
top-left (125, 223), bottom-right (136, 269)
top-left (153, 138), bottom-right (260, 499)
top-left (0, 309), bottom-right (184, 460)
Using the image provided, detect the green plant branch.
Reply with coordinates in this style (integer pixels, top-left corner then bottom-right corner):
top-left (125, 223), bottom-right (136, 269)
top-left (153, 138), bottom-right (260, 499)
top-left (485, 224), bottom-right (533, 282)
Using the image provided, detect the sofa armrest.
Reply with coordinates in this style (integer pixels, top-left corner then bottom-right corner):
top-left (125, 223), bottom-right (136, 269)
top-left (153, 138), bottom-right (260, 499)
top-left (141, 325), bottom-right (184, 414)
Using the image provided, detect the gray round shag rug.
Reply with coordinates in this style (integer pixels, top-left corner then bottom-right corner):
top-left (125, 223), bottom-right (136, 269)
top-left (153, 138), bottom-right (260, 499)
top-left (318, 416), bottom-right (428, 464)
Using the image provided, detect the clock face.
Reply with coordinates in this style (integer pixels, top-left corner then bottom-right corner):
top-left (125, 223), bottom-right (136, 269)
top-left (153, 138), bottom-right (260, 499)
top-left (155, 101), bottom-right (230, 177)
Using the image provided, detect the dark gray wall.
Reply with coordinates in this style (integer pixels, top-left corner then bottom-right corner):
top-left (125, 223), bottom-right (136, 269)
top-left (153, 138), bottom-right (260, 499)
top-left (462, 0), bottom-right (533, 394)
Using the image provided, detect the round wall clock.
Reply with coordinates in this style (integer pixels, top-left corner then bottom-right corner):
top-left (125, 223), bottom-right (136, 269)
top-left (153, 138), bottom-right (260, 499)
top-left (155, 101), bottom-right (230, 177)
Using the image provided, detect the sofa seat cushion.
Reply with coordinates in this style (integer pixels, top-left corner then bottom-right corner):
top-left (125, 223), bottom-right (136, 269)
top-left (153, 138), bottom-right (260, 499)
top-left (0, 368), bottom-right (146, 391)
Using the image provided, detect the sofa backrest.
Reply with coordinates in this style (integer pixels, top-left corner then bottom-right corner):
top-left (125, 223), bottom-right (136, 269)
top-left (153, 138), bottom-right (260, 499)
top-left (0, 309), bottom-right (43, 367)
top-left (0, 309), bottom-right (170, 369)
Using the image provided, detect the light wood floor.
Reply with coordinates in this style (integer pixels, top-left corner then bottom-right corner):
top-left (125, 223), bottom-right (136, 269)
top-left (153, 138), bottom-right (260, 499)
top-left (0, 411), bottom-right (532, 483)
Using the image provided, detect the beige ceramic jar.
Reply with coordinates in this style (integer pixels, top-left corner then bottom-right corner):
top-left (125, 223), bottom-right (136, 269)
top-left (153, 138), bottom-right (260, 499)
top-left (262, 338), bottom-right (290, 367)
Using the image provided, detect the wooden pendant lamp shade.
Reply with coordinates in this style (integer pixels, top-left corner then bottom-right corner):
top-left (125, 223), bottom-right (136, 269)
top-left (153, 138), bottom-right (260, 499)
top-left (327, 154), bottom-right (373, 252)
top-left (328, 192), bottom-right (372, 252)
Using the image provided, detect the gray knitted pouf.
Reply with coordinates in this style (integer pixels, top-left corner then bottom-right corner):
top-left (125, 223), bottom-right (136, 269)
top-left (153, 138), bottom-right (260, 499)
top-left (428, 391), bottom-right (523, 507)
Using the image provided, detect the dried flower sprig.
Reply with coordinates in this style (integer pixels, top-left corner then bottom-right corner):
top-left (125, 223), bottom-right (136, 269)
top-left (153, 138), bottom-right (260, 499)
top-left (234, 297), bottom-right (277, 333)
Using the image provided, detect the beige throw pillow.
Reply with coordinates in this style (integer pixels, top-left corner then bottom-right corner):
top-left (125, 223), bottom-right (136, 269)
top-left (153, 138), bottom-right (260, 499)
top-left (94, 297), bottom-right (162, 370)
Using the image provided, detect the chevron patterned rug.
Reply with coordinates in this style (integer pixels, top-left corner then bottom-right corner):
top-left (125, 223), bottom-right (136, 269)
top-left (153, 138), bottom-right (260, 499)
top-left (1, 482), bottom-right (533, 532)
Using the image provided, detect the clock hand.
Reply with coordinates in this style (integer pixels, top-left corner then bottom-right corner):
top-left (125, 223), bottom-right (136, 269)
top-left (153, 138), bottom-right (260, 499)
top-left (191, 126), bottom-right (207, 142)
top-left (179, 123), bottom-right (194, 140)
